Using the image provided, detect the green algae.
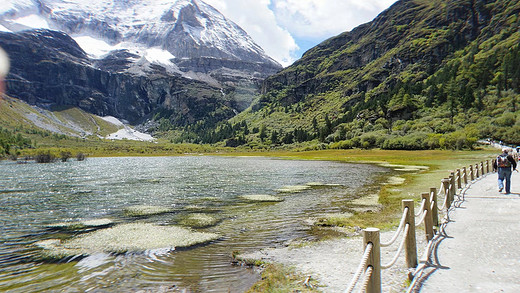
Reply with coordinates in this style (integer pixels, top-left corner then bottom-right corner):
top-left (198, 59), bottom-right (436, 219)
top-left (122, 205), bottom-right (174, 217)
top-left (239, 194), bottom-right (284, 202)
top-left (314, 212), bottom-right (354, 226)
top-left (305, 182), bottom-right (341, 187)
top-left (47, 218), bottom-right (115, 230)
top-left (275, 185), bottom-right (311, 193)
top-left (35, 223), bottom-right (220, 260)
top-left (179, 213), bottom-right (219, 228)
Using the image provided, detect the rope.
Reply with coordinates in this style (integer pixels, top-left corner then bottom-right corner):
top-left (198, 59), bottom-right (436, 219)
top-left (381, 224), bottom-right (410, 269)
top-left (414, 198), bottom-right (426, 217)
top-left (430, 200), bottom-right (435, 211)
top-left (429, 190), bottom-right (435, 203)
top-left (344, 243), bottom-right (373, 293)
top-left (438, 190), bottom-right (448, 211)
top-left (360, 266), bottom-right (374, 293)
top-left (438, 182), bottom-right (445, 195)
top-left (381, 207), bottom-right (408, 247)
top-left (415, 209), bottom-right (428, 226)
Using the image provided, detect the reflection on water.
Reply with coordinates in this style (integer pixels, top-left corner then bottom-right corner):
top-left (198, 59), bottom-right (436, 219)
top-left (0, 156), bottom-right (387, 292)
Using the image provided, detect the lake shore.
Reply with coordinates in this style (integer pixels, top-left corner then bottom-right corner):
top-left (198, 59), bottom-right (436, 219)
top-left (237, 228), bottom-right (427, 292)
top-left (233, 148), bottom-right (497, 292)
top-left (2, 147), bottom-right (498, 292)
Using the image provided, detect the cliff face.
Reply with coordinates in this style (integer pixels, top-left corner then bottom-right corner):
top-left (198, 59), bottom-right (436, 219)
top-left (0, 29), bottom-right (235, 125)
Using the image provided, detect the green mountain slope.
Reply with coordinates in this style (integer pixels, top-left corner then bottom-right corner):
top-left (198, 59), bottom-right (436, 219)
top-left (192, 0), bottom-right (519, 149)
top-left (0, 96), bottom-right (123, 156)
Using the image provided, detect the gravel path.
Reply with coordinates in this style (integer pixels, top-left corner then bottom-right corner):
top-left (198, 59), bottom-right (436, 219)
top-left (416, 171), bottom-right (520, 292)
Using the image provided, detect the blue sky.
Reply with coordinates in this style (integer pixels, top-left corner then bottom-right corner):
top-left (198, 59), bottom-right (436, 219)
top-left (205, 0), bottom-right (398, 66)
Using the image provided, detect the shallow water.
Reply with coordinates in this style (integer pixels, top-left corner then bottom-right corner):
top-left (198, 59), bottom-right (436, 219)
top-left (0, 156), bottom-right (388, 292)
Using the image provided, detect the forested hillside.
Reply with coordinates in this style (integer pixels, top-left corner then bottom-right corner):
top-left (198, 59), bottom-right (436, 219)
top-left (173, 0), bottom-right (520, 150)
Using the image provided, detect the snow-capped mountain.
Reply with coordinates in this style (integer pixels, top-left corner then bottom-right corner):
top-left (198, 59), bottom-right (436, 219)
top-left (0, 0), bottom-right (282, 133)
top-left (0, 0), bottom-right (280, 78)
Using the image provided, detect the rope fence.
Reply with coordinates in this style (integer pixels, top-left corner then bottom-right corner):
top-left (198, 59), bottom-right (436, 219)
top-left (344, 158), bottom-right (494, 293)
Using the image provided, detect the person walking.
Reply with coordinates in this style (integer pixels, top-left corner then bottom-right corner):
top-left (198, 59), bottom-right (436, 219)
top-left (493, 148), bottom-right (517, 194)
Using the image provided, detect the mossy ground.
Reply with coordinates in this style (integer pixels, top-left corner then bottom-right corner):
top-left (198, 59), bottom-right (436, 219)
top-left (36, 223), bottom-right (220, 260)
top-left (179, 213), bottom-right (219, 228)
top-left (245, 264), bottom-right (321, 293)
top-left (122, 205), bottom-right (174, 217)
top-left (239, 194), bottom-right (284, 202)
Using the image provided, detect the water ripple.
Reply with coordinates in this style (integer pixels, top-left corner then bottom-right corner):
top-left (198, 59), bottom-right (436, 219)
top-left (0, 156), bottom-right (388, 292)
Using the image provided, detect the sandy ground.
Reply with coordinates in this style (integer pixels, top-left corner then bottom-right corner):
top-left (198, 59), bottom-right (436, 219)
top-left (239, 225), bottom-right (427, 292)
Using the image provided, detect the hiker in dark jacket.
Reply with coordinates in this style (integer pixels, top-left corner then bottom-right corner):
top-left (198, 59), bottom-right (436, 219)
top-left (493, 148), bottom-right (517, 194)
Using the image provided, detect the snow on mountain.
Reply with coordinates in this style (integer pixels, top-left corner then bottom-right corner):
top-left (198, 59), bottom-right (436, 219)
top-left (0, 0), bottom-right (35, 15)
top-left (73, 35), bottom-right (176, 67)
top-left (0, 0), bottom-right (279, 67)
top-left (73, 36), bottom-right (117, 59)
top-left (101, 116), bottom-right (155, 141)
top-left (9, 14), bottom-right (50, 30)
top-left (0, 25), bottom-right (11, 32)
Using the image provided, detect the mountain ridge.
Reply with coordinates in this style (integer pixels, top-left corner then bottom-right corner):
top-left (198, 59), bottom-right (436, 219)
top-left (195, 0), bottom-right (520, 148)
top-left (0, 0), bottom-right (282, 134)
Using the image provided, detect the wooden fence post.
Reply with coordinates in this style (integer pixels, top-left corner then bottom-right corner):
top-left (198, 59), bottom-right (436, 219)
top-left (442, 178), bottom-right (451, 209)
top-left (486, 160), bottom-right (490, 174)
top-left (456, 169), bottom-right (462, 189)
top-left (402, 200), bottom-right (418, 268)
top-left (470, 165), bottom-right (474, 181)
top-left (450, 172), bottom-right (456, 202)
top-left (480, 161), bottom-right (485, 175)
top-left (475, 163), bottom-right (480, 178)
top-left (463, 167), bottom-right (468, 185)
top-left (422, 193), bottom-right (434, 241)
top-left (430, 187), bottom-right (439, 227)
top-left (363, 228), bottom-right (381, 293)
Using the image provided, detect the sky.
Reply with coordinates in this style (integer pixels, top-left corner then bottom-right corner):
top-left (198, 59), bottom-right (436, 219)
top-left (204, 0), bottom-right (398, 67)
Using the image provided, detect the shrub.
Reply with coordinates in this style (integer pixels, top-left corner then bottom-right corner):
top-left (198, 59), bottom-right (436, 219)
top-left (329, 140), bottom-right (354, 149)
top-left (60, 151), bottom-right (72, 162)
top-left (443, 131), bottom-right (478, 150)
top-left (381, 133), bottom-right (429, 150)
top-left (35, 152), bottom-right (56, 163)
top-left (76, 152), bottom-right (86, 161)
top-left (494, 112), bottom-right (516, 127)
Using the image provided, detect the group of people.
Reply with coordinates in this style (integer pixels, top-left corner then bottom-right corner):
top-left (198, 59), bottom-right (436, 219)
top-left (493, 147), bottom-right (518, 194)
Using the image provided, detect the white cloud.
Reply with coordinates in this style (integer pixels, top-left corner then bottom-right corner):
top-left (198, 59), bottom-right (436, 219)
top-left (272, 0), bottom-right (397, 39)
top-left (204, 0), bottom-right (397, 66)
top-left (205, 0), bottom-right (298, 66)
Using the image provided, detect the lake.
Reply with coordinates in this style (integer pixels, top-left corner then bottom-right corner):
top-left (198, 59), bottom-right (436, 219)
top-left (0, 156), bottom-right (388, 292)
